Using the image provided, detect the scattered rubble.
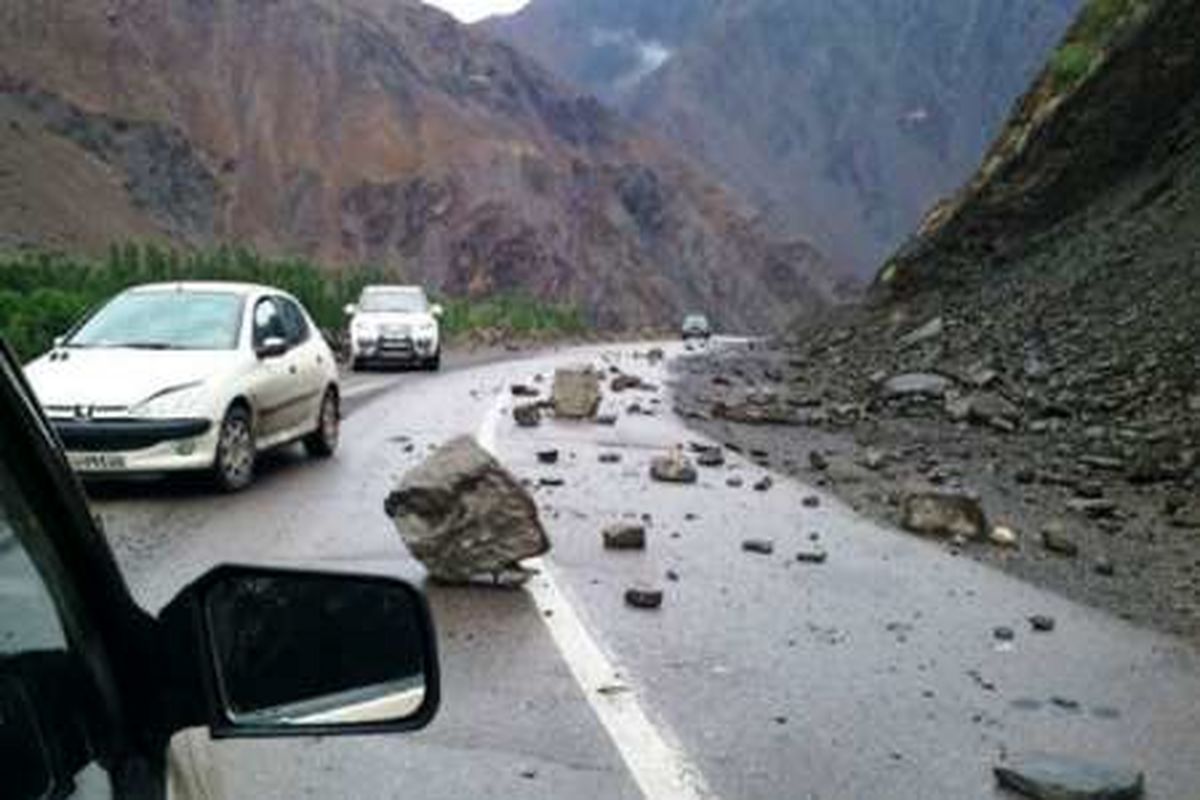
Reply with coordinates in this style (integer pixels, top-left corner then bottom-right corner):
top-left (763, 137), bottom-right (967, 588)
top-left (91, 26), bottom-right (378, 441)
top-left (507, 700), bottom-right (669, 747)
top-left (384, 436), bottom-right (549, 585)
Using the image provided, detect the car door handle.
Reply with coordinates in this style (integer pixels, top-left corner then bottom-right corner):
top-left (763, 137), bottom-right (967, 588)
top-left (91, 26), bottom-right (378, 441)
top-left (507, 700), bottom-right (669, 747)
top-left (289, 365), bottom-right (297, 374)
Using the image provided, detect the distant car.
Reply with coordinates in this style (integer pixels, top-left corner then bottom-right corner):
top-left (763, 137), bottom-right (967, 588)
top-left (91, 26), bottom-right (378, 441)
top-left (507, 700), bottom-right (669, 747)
top-left (23, 282), bottom-right (341, 491)
top-left (681, 313), bottom-right (712, 341)
top-left (346, 285), bottom-right (443, 371)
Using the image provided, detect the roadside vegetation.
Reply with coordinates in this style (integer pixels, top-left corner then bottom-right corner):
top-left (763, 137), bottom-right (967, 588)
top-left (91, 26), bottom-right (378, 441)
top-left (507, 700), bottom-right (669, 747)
top-left (1048, 0), bottom-right (1146, 90)
top-left (0, 244), bottom-right (585, 360)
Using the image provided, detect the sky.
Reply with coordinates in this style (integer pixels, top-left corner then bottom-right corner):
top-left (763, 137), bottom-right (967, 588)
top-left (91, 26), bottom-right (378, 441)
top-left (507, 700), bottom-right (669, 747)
top-left (422, 0), bottom-right (530, 23)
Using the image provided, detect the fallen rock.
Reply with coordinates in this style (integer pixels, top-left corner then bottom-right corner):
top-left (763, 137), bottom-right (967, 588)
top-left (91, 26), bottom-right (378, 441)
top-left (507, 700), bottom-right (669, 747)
top-left (650, 450), bottom-right (698, 484)
top-left (553, 367), bottom-right (602, 419)
top-left (809, 451), bottom-right (830, 471)
top-left (1029, 614), bottom-right (1056, 633)
top-left (1067, 498), bottom-right (1118, 519)
top-left (795, 549), bottom-right (828, 564)
top-left (742, 539), bottom-right (775, 555)
top-left (712, 401), bottom-right (800, 426)
top-left (897, 316), bottom-right (944, 349)
top-left (511, 384), bottom-right (539, 398)
top-left (598, 452), bottom-right (622, 464)
top-left (538, 477), bottom-right (565, 488)
top-left (624, 587), bottom-right (664, 610)
top-left (753, 476), bottom-right (774, 492)
top-left (384, 436), bottom-right (549, 585)
top-left (726, 476), bottom-right (745, 488)
top-left (1041, 522), bottom-right (1080, 557)
top-left (610, 373), bottom-right (646, 392)
top-left (990, 525), bottom-right (1019, 548)
top-left (802, 494), bottom-right (821, 508)
top-left (994, 753), bottom-right (1144, 800)
top-left (993, 626), bottom-right (1015, 642)
top-left (513, 402), bottom-right (542, 428)
top-left (603, 524), bottom-right (646, 550)
top-left (901, 491), bottom-right (988, 539)
top-left (594, 413), bottom-right (618, 426)
top-left (881, 373), bottom-right (953, 400)
top-left (695, 446), bottom-right (726, 468)
top-left (536, 449), bottom-right (560, 465)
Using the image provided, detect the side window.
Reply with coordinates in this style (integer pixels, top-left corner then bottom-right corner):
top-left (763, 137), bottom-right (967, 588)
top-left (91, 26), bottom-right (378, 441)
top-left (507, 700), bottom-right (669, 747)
top-left (278, 298), bottom-right (311, 346)
top-left (1, 463), bottom-right (110, 799)
top-left (252, 298), bottom-right (287, 347)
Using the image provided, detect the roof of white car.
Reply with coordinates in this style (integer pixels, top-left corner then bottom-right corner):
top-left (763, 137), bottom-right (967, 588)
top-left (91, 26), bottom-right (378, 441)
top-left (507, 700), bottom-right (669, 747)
top-left (126, 281), bottom-right (287, 297)
top-left (362, 285), bottom-right (424, 294)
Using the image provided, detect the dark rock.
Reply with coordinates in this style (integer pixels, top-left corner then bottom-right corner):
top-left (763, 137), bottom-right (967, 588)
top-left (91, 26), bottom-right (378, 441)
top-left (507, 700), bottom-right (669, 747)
top-left (610, 373), bottom-right (646, 392)
top-left (1094, 559), bottom-right (1116, 577)
top-left (1029, 614), bottom-right (1056, 632)
top-left (598, 452), bottom-right (622, 464)
top-left (993, 626), bottom-right (1015, 642)
top-left (511, 384), bottom-right (539, 397)
top-left (696, 446), bottom-right (726, 467)
top-left (809, 451), bottom-right (830, 471)
top-left (539, 477), bottom-right (565, 488)
top-left (726, 476), bottom-right (745, 488)
top-left (624, 587), bottom-right (664, 610)
top-left (742, 538), bottom-right (775, 555)
top-left (594, 413), bottom-right (619, 426)
top-left (753, 476), bottom-right (774, 492)
top-left (603, 524), bottom-right (646, 550)
top-left (900, 491), bottom-right (988, 539)
top-left (802, 494), bottom-right (821, 508)
top-left (795, 549), bottom-right (828, 564)
top-left (994, 753), bottom-right (1143, 799)
top-left (537, 449), bottom-right (560, 464)
top-left (513, 402), bottom-right (542, 428)
top-left (384, 436), bottom-right (549, 584)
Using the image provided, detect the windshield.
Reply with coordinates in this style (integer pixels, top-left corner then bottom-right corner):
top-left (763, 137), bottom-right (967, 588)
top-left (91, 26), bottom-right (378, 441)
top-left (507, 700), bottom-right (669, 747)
top-left (68, 291), bottom-right (244, 350)
top-left (359, 291), bottom-right (428, 314)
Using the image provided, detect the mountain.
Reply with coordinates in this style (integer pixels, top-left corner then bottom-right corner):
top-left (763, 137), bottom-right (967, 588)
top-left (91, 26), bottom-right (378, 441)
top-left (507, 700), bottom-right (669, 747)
top-left (0, 0), bottom-right (832, 330)
top-left (487, 0), bottom-right (1082, 278)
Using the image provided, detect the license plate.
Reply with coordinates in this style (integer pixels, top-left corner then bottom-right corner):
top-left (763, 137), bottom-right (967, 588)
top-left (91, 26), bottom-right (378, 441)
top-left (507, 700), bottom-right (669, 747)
top-left (69, 453), bottom-right (128, 472)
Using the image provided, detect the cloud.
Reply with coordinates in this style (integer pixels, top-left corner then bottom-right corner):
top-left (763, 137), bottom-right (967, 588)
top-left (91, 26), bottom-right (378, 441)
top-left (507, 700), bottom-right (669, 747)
top-left (422, 0), bottom-right (530, 23)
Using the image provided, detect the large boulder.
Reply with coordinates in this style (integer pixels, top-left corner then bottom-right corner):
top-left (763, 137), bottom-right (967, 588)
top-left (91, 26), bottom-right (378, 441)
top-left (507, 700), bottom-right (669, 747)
top-left (384, 436), bottom-right (550, 584)
top-left (900, 490), bottom-right (988, 539)
top-left (553, 367), bottom-right (602, 419)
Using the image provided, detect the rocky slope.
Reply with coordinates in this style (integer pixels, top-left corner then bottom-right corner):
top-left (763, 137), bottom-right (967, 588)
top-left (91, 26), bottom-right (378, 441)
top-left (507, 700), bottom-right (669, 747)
top-left (0, 0), bottom-right (832, 330)
top-left (487, 0), bottom-right (1081, 278)
top-left (674, 0), bottom-right (1200, 639)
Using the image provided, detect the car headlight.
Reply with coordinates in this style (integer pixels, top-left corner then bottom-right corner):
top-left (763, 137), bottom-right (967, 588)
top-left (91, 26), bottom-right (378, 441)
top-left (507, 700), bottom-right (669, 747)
top-left (415, 321), bottom-right (437, 337)
top-left (353, 320), bottom-right (379, 339)
top-left (133, 382), bottom-right (208, 418)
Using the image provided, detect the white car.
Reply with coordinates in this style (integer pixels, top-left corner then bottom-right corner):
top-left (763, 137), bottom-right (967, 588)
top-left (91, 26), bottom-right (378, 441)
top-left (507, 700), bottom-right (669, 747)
top-left (346, 285), bottom-right (442, 371)
top-left (23, 282), bottom-right (340, 491)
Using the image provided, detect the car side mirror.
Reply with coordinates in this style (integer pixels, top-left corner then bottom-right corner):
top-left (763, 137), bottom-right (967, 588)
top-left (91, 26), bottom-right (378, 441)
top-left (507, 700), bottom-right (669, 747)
top-left (255, 337), bottom-right (289, 359)
top-left (343, 303), bottom-right (357, 317)
top-left (158, 565), bottom-right (439, 738)
top-left (430, 304), bottom-right (444, 319)
top-left (52, 336), bottom-right (65, 349)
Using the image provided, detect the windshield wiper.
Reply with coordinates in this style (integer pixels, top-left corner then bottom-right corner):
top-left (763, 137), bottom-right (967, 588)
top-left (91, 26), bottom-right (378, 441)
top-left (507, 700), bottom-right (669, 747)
top-left (106, 342), bottom-right (178, 350)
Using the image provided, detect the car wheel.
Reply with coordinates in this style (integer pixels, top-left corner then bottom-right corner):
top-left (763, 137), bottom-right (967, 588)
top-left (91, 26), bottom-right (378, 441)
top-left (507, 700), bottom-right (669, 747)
top-left (304, 388), bottom-right (339, 458)
top-left (425, 351), bottom-right (441, 371)
top-left (351, 357), bottom-right (365, 372)
top-left (213, 405), bottom-right (255, 492)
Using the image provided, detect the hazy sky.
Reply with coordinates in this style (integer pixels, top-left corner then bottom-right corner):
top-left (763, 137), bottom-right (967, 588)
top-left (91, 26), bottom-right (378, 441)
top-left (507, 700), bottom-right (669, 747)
top-left (423, 0), bottom-right (530, 23)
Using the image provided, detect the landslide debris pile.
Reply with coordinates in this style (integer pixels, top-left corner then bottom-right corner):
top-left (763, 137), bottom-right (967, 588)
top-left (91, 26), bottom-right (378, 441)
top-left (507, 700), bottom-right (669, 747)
top-left (674, 0), bottom-right (1200, 639)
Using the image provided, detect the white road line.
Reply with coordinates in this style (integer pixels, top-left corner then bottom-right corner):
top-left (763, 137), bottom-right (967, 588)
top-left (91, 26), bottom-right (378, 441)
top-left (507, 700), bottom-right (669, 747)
top-left (477, 390), bottom-right (714, 800)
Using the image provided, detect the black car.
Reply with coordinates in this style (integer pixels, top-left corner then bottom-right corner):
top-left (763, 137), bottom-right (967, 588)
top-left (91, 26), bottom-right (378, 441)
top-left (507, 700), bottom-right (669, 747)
top-left (0, 339), bottom-right (440, 799)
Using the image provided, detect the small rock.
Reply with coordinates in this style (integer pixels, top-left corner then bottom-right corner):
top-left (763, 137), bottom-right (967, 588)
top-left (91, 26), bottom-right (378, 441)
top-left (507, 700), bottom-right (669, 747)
top-left (1067, 498), bottom-right (1118, 519)
top-left (598, 452), bottom-right (622, 464)
top-left (802, 494), bottom-right (821, 508)
top-left (742, 539), bottom-right (775, 555)
top-left (594, 413), bottom-right (619, 426)
top-left (860, 448), bottom-right (887, 471)
top-left (610, 373), bottom-right (646, 392)
top-left (989, 525), bottom-right (1019, 548)
top-left (511, 384), bottom-right (539, 398)
top-left (537, 449), bottom-right (560, 465)
top-left (726, 476), bottom-right (745, 488)
top-left (665, 569), bottom-right (680, 582)
top-left (994, 753), bottom-right (1144, 800)
top-left (696, 447), bottom-right (726, 467)
top-left (624, 587), bottom-right (664, 610)
top-left (993, 626), bottom-right (1015, 642)
top-left (897, 316), bottom-right (944, 349)
top-left (753, 476), bottom-right (774, 492)
top-left (603, 524), bottom-right (646, 550)
top-left (513, 402), bottom-right (541, 428)
top-left (901, 491), bottom-right (988, 539)
top-left (1094, 559), bottom-right (1116, 577)
top-left (538, 477), bottom-right (565, 488)
top-left (1041, 523), bottom-right (1080, 557)
top-left (881, 372), bottom-right (953, 400)
top-left (1029, 614), bottom-right (1056, 633)
top-left (795, 549), bottom-right (828, 564)
top-left (809, 451), bottom-right (829, 471)
top-left (650, 450), bottom-right (698, 484)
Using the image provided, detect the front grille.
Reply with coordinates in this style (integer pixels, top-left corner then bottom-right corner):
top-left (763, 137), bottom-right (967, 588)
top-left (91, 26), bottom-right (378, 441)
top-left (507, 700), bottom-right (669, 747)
top-left (54, 418), bottom-right (211, 452)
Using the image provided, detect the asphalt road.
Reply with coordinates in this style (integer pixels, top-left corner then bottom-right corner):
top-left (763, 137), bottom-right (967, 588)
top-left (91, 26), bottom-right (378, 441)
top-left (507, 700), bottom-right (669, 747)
top-left (88, 341), bottom-right (1200, 799)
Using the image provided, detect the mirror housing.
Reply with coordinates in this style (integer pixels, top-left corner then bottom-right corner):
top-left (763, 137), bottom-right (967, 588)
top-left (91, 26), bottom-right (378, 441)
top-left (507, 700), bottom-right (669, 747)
top-left (343, 303), bottom-right (357, 317)
top-left (157, 565), bottom-right (439, 739)
top-left (255, 337), bottom-right (289, 359)
top-left (430, 303), bottom-right (444, 319)
top-left (51, 336), bottom-right (65, 349)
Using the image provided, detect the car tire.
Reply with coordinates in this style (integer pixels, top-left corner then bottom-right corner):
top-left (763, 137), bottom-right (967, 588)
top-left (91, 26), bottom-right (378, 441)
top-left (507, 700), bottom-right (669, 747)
top-left (351, 357), bottom-right (365, 372)
top-left (303, 388), bottom-right (339, 458)
top-left (213, 405), bottom-right (256, 492)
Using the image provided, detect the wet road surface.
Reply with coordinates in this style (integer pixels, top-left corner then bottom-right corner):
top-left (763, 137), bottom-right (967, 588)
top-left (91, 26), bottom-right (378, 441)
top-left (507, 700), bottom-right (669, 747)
top-left (89, 341), bottom-right (1200, 799)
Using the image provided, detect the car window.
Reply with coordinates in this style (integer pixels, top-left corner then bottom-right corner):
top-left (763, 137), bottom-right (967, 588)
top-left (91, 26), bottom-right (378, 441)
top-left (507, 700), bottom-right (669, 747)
top-left (253, 297), bottom-right (288, 347)
top-left (68, 291), bottom-right (244, 351)
top-left (277, 298), bottom-right (311, 346)
top-left (359, 291), bottom-right (427, 313)
top-left (0, 459), bottom-right (110, 799)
